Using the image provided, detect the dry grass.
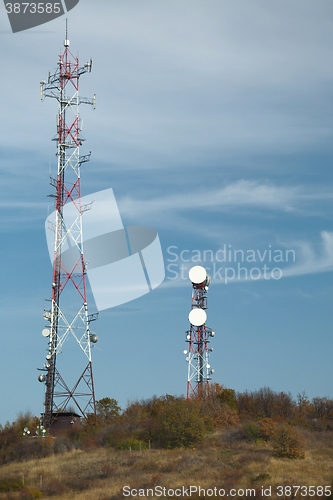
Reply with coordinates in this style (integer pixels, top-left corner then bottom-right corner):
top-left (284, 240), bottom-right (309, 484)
top-left (0, 429), bottom-right (333, 499)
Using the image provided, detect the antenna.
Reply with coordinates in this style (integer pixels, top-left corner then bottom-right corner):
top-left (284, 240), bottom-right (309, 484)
top-left (184, 266), bottom-right (216, 399)
top-left (64, 18), bottom-right (70, 47)
top-left (38, 30), bottom-right (97, 431)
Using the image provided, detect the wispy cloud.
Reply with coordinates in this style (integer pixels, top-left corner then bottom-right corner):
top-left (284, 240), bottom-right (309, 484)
top-left (0, 202), bottom-right (48, 232)
top-left (282, 231), bottom-right (333, 278)
top-left (0, 202), bottom-right (47, 209)
top-left (118, 180), bottom-right (333, 221)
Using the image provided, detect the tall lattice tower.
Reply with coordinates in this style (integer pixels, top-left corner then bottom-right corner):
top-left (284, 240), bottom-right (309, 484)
top-left (38, 28), bottom-right (97, 429)
top-left (184, 266), bottom-right (215, 399)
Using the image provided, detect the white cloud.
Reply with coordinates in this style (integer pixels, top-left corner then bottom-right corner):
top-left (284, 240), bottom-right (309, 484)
top-left (0, 202), bottom-right (46, 209)
top-left (1, 0), bottom-right (332, 164)
top-left (117, 180), bottom-right (332, 221)
top-left (282, 231), bottom-right (333, 278)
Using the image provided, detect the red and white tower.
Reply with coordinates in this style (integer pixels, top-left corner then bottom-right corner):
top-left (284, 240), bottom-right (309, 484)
top-left (185, 266), bottom-right (215, 399)
top-left (38, 28), bottom-right (97, 429)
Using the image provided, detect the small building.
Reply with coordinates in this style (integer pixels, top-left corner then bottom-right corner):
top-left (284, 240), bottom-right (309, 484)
top-left (49, 412), bottom-right (81, 436)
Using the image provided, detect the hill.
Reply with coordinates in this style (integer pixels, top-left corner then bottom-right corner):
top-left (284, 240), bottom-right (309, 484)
top-left (1, 386), bottom-right (333, 499)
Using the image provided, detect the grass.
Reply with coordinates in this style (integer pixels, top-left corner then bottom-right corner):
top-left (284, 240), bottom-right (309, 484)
top-left (0, 428), bottom-right (333, 499)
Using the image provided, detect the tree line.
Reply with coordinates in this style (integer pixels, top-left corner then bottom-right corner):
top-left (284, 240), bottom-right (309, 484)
top-left (1, 384), bottom-right (333, 464)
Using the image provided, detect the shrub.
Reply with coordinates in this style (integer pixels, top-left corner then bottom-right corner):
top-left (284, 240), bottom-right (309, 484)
top-left (243, 422), bottom-right (262, 442)
top-left (200, 398), bottom-right (239, 428)
top-left (153, 397), bottom-right (207, 448)
top-left (21, 488), bottom-right (43, 500)
top-left (272, 423), bottom-right (305, 459)
top-left (258, 418), bottom-right (277, 441)
top-left (0, 477), bottom-right (22, 492)
top-left (101, 424), bottom-right (131, 448)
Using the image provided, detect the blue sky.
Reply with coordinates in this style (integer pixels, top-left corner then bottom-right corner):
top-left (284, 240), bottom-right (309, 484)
top-left (0, 0), bottom-right (333, 425)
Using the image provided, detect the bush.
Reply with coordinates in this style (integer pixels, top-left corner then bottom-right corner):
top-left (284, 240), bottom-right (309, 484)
top-left (153, 397), bottom-right (207, 448)
top-left (200, 398), bottom-right (239, 428)
top-left (243, 422), bottom-right (262, 442)
top-left (258, 418), bottom-right (277, 441)
top-left (0, 477), bottom-right (22, 492)
top-left (272, 423), bottom-right (305, 459)
top-left (21, 488), bottom-right (43, 500)
top-left (100, 424), bottom-right (131, 448)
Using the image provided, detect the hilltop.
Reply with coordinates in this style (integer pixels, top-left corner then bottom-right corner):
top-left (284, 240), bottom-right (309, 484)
top-left (1, 385), bottom-right (333, 499)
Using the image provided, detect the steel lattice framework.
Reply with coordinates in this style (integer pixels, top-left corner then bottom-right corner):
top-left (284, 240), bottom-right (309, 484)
top-left (38, 31), bottom-right (97, 429)
top-left (185, 267), bottom-right (215, 399)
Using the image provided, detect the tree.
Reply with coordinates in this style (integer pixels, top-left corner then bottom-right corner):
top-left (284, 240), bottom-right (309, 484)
top-left (272, 423), bottom-right (305, 459)
top-left (311, 397), bottom-right (333, 420)
top-left (254, 387), bottom-right (276, 418)
top-left (296, 392), bottom-right (312, 419)
top-left (216, 388), bottom-right (237, 410)
top-left (272, 392), bottom-right (295, 419)
top-left (96, 398), bottom-right (121, 425)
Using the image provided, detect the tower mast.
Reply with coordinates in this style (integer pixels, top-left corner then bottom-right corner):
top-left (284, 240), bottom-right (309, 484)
top-left (185, 266), bottom-right (215, 399)
top-left (39, 29), bottom-right (97, 429)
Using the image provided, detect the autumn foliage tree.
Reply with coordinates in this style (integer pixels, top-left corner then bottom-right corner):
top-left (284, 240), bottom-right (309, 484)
top-left (152, 396), bottom-right (207, 448)
top-left (96, 397), bottom-right (122, 425)
top-left (272, 423), bottom-right (305, 459)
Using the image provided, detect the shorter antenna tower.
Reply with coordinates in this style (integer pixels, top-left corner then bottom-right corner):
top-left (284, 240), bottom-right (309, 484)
top-left (184, 266), bottom-right (215, 399)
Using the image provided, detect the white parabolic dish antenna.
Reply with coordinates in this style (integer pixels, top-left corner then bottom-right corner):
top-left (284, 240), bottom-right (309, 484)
top-left (189, 308), bottom-right (207, 326)
top-left (189, 265), bottom-right (207, 284)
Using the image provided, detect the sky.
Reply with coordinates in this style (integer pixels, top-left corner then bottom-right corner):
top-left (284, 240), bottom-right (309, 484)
top-left (0, 0), bottom-right (332, 425)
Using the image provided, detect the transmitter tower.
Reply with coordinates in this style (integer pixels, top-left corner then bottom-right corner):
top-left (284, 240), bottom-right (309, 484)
top-left (184, 266), bottom-right (215, 399)
top-left (38, 30), bottom-right (97, 429)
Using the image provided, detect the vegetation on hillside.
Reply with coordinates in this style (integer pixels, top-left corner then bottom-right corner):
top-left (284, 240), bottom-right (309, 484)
top-left (1, 385), bottom-right (333, 499)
